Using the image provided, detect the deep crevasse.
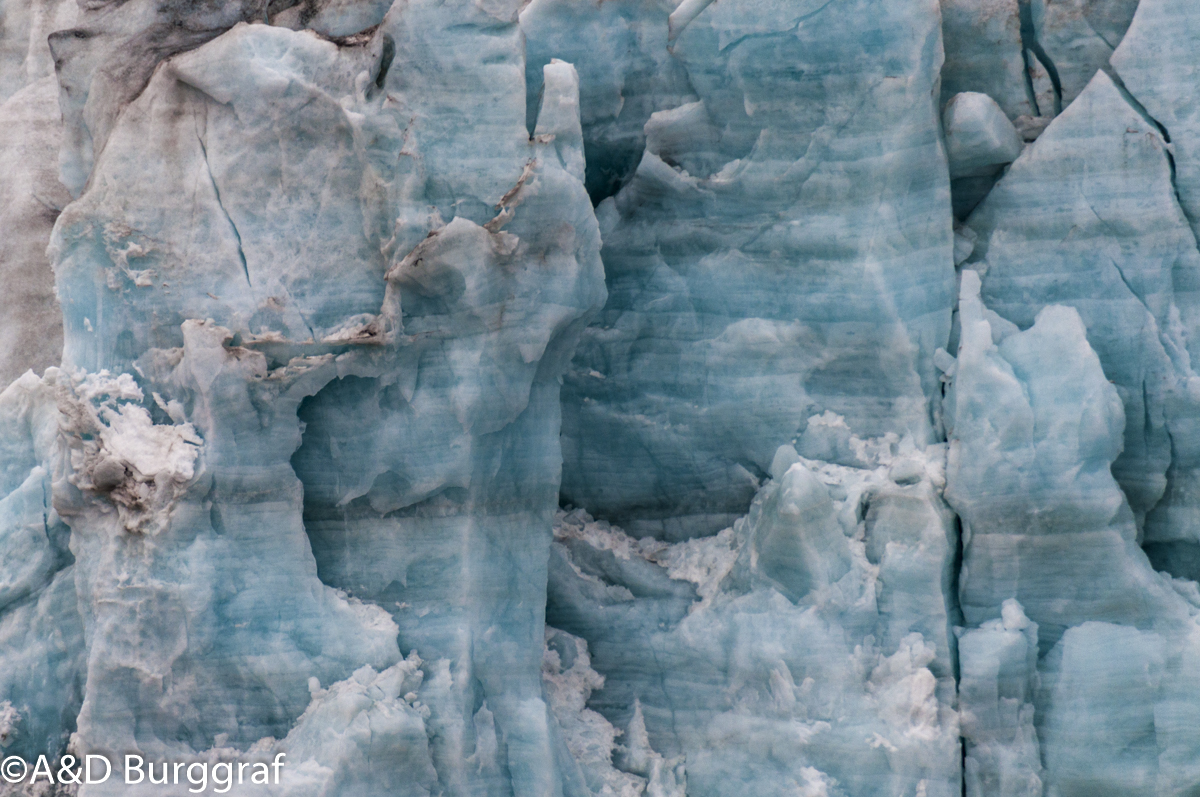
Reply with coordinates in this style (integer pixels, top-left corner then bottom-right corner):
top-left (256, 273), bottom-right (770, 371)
top-left (0, 0), bottom-right (1199, 794)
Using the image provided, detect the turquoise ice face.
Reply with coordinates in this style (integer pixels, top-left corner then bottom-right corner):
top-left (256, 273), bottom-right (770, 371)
top-left (1, 0), bottom-right (1200, 793)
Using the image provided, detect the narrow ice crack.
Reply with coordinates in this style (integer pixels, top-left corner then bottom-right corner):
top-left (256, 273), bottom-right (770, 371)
top-left (297, 311), bottom-right (317, 341)
top-left (280, 284), bottom-right (318, 341)
top-left (1105, 251), bottom-right (1148, 321)
top-left (1081, 194), bottom-right (1152, 316)
top-left (1019, 47), bottom-right (1042, 116)
top-left (40, 476), bottom-right (52, 547)
top-left (197, 134), bottom-right (252, 287)
top-left (1082, 14), bottom-right (1121, 52)
top-left (1018, 0), bottom-right (1063, 115)
top-left (1105, 69), bottom-right (1197, 235)
top-left (710, 0), bottom-right (844, 54)
top-left (1106, 68), bottom-right (1172, 144)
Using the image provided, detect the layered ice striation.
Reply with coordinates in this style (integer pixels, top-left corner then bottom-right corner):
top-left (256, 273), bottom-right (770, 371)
top-left (547, 0), bottom-right (955, 537)
top-left (3, 0), bottom-right (1200, 794)
top-left (964, 69), bottom-right (1200, 531)
top-left (3, 0), bottom-right (606, 791)
top-left (946, 271), bottom-right (1200, 795)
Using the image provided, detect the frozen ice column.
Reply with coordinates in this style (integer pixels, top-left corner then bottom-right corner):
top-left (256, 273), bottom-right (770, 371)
top-left (47, 12), bottom-right (605, 793)
top-left (945, 271), bottom-right (1200, 795)
top-left (285, 17), bottom-right (607, 797)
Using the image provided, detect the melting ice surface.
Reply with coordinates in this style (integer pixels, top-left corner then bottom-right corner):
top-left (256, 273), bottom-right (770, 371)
top-left (1, 0), bottom-right (1200, 794)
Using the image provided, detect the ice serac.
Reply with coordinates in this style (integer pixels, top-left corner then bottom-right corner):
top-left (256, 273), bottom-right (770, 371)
top-left (945, 269), bottom-right (1177, 643)
top-left (39, 4), bottom-right (604, 793)
top-left (1032, 0), bottom-right (1139, 107)
top-left (549, 0), bottom-right (954, 538)
top-left (546, 436), bottom-right (962, 796)
top-left (45, 27), bottom-right (412, 767)
top-left (957, 600), bottom-right (1042, 797)
top-left (944, 270), bottom-right (1200, 795)
top-left (520, 0), bottom-right (694, 202)
top-left (965, 70), bottom-right (1200, 527)
top-left (285, 13), bottom-right (605, 793)
top-left (1114, 0), bottom-right (1200, 243)
top-left (0, 372), bottom-right (83, 763)
top-left (1111, 0), bottom-right (1200, 565)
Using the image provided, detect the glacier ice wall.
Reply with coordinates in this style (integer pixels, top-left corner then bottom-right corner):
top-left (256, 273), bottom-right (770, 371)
top-left (2, 0), bottom-right (1200, 794)
top-left (552, 0), bottom-right (955, 537)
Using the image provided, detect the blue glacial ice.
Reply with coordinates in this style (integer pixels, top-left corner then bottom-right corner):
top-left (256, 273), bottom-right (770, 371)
top-left (2, 0), bottom-right (1200, 794)
top-left (553, 0), bottom-right (955, 538)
